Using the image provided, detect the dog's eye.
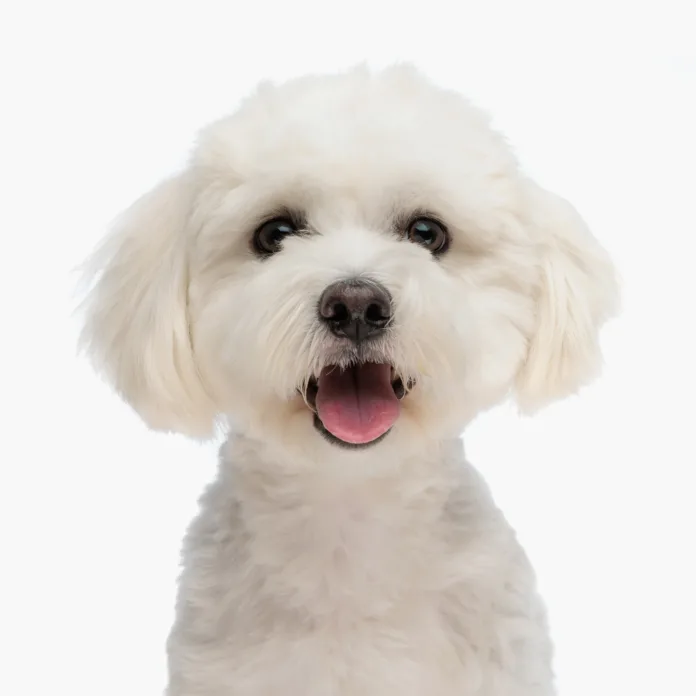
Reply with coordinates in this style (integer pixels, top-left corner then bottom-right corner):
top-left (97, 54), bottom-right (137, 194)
top-left (253, 217), bottom-right (298, 255)
top-left (407, 218), bottom-right (449, 254)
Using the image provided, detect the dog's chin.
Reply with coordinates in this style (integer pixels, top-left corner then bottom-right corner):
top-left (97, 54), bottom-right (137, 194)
top-left (300, 362), bottom-right (413, 450)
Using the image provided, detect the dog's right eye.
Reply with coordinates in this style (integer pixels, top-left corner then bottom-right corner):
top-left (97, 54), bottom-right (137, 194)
top-left (253, 217), bottom-right (298, 255)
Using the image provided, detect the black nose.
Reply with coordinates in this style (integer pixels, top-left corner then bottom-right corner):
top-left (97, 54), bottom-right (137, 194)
top-left (318, 279), bottom-right (392, 343)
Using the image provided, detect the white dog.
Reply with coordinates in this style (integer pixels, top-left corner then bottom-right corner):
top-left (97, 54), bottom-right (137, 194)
top-left (80, 64), bottom-right (618, 695)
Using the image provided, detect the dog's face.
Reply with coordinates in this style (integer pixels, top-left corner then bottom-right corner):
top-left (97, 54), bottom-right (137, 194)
top-left (81, 65), bottom-right (618, 457)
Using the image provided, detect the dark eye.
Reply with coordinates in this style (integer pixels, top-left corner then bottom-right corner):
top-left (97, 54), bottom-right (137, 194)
top-left (253, 217), bottom-right (298, 255)
top-left (407, 217), bottom-right (449, 254)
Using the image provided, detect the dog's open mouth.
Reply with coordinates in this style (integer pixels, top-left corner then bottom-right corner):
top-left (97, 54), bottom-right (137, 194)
top-left (302, 363), bottom-right (411, 448)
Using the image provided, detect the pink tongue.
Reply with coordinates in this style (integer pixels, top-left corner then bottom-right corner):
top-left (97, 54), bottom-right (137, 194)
top-left (315, 363), bottom-right (400, 444)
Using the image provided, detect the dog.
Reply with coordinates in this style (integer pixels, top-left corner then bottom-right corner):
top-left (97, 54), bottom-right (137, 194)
top-left (79, 64), bottom-right (618, 695)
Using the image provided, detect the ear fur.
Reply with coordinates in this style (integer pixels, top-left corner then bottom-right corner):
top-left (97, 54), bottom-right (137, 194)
top-left (78, 174), bottom-right (217, 437)
top-left (515, 180), bottom-right (620, 410)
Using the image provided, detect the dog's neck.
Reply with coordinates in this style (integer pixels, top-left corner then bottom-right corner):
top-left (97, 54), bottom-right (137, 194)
top-left (220, 431), bottom-right (465, 478)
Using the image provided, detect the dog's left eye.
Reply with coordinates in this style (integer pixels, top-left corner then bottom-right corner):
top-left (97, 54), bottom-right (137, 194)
top-left (407, 218), bottom-right (449, 254)
top-left (253, 217), bottom-right (298, 255)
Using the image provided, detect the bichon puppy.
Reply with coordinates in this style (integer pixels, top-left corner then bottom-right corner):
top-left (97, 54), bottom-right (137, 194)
top-left (80, 64), bottom-right (618, 695)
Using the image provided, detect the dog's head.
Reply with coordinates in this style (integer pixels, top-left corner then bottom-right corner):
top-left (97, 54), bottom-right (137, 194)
top-left (80, 65), bottom-right (618, 457)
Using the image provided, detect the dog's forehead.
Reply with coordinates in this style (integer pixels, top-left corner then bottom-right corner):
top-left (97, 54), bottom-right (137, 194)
top-left (192, 69), bottom-right (518, 193)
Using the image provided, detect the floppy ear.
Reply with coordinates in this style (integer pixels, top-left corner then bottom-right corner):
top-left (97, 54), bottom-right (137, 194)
top-left (515, 180), bottom-right (620, 411)
top-left (78, 173), bottom-right (217, 437)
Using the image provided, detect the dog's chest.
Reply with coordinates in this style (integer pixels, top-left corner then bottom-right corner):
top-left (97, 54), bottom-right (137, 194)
top-left (171, 468), bottom-right (549, 695)
top-left (221, 611), bottom-right (474, 696)
top-left (195, 498), bottom-right (476, 694)
top-left (237, 477), bottom-right (451, 608)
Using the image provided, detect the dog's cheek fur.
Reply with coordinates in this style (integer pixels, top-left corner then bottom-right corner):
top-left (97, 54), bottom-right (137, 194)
top-left (78, 174), bottom-right (218, 438)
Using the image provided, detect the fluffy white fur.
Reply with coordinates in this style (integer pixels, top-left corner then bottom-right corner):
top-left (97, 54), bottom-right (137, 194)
top-left (80, 64), bottom-right (618, 695)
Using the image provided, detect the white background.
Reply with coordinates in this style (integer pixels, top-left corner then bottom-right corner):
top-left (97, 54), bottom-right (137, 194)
top-left (1, 1), bottom-right (695, 695)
